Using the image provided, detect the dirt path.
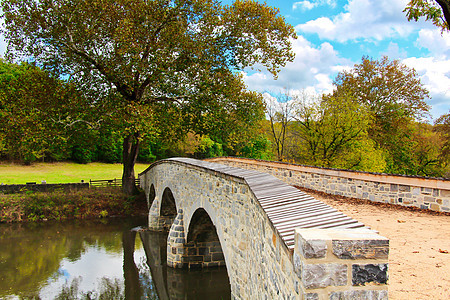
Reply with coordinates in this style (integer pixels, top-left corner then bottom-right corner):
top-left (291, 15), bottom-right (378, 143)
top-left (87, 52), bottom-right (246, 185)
top-left (303, 189), bottom-right (450, 300)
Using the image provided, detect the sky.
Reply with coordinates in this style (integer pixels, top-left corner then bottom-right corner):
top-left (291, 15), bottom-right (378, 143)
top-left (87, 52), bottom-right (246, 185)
top-left (227, 0), bottom-right (450, 120)
top-left (0, 0), bottom-right (448, 120)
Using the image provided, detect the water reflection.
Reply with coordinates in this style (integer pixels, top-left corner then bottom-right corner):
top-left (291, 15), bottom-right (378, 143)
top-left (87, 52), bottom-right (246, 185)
top-left (0, 218), bottom-right (230, 299)
top-left (140, 230), bottom-right (231, 300)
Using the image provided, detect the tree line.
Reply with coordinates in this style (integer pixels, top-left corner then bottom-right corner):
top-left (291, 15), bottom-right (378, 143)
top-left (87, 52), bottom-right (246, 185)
top-left (2, 55), bottom-right (448, 178)
top-left (265, 56), bottom-right (450, 178)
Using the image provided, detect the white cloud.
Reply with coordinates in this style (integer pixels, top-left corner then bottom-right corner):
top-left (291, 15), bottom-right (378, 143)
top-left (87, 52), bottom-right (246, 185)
top-left (381, 42), bottom-right (408, 59)
top-left (242, 36), bottom-right (351, 96)
top-left (293, 1), bottom-right (317, 10)
top-left (415, 29), bottom-right (450, 59)
top-left (293, 0), bottom-right (337, 11)
top-left (296, 0), bottom-right (415, 42)
top-left (403, 56), bottom-right (450, 119)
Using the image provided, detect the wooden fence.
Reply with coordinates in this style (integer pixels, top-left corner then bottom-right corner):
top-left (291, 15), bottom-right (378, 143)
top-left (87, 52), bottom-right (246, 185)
top-left (89, 178), bottom-right (140, 188)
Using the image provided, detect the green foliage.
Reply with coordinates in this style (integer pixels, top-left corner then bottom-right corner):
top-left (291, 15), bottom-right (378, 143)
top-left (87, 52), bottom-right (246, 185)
top-left (404, 0), bottom-right (450, 32)
top-left (2, 0), bottom-right (295, 194)
top-left (0, 59), bottom-right (94, 164)
top-left (261, 55), bottom-right (450, 178)
top-left (333, 56), bottom-right (430, 121)
top-left (292, 92), bottom-right (385, 172)
top-left (194, 136), bottom-right (224, 159)
top-left (331, 56), bottom-right (435, 175)
top-left (239, 134), bottom-right (274, 160)
top-left (433, 111), bottom-right (450, 177)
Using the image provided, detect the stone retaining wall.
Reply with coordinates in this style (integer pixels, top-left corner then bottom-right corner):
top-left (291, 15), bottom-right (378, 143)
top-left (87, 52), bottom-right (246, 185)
top-left (0, 182), bottom-right (89, 194)
top-left (207, 157), bottom-right (450, 213)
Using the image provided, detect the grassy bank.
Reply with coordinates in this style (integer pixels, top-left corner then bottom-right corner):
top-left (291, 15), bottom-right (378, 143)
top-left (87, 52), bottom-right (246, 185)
top-left (0, 162), bottom-right (149, 184)
top-left (0, 187), bottom-right (148, 223)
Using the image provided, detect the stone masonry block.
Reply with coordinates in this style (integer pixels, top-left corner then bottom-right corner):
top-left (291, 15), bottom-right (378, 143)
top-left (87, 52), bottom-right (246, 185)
top-left (330, 290), bottom-right (388, 300)
top-left (352, 264), bottom-right (388, 286)
top-left (305, 292), bottom-right (319, 300)
top-left (441, 189), bottom-right (450, 197)
top-left (398, 185), bottom-right (410, 192)
top-left (296, 228), bottom-right (389, 260)
top-left (332, 239), bottom-right (389, 260)
top-left (293, 252), bottom-right (302, 276)
top-left (297, 234), bottom-right (327, 259)
top-left (301, 262), bottom-right (347, 289)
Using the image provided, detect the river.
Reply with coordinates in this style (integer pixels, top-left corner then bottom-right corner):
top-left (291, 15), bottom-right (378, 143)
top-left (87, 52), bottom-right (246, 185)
top-left (0, 217), bottom-right (231, 299)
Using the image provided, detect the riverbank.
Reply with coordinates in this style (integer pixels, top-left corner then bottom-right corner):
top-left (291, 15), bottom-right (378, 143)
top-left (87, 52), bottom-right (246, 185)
top-left (0, 188), bottom-right (148, 222)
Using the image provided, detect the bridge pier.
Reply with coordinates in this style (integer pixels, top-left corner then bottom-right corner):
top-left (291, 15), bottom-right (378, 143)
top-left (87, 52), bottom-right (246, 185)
top-left (167, 209), bottom-right (187, 268)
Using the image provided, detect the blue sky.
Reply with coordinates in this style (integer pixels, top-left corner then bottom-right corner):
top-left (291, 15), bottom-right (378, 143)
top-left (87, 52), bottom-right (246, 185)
top-left (1, 0), bottom-right (448, 119)
top-left (231, 0), bottom-right (450, 120)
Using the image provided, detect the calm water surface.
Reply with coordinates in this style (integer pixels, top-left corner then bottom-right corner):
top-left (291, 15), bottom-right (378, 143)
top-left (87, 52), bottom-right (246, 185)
top-left (0, 217), bottom-right (230, 299)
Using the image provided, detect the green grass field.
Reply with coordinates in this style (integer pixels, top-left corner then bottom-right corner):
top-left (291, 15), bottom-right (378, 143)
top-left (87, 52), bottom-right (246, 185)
top-left (0, 162), bottom-right (150, 184)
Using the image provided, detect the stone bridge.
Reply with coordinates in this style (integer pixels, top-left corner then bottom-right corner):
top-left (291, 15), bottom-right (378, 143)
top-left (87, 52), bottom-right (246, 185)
top-left (139, 158), bottom-right (389, 299)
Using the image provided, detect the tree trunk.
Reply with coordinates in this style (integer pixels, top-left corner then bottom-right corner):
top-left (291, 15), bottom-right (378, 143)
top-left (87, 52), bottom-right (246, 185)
top-left (122, 132), bottom-right (140, 195)
top-left (436, 0), bottom-right (450, 30)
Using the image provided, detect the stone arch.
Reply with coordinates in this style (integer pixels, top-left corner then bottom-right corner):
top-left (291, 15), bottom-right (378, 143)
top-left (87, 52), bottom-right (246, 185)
top-left (161, 187), bottom-right (177, 216)
top-left (157, 187), bottom-right (178, 231)
top-left (167, 208), bottom-right (227, 270)
top-left (186, 208), bottom-right (226, 268)
top-left (187, 208), bottom-right (219, 243)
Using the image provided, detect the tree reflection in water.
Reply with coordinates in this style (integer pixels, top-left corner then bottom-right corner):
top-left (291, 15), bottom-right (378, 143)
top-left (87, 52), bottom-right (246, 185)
top-left (0, 218), bottom-right (230, 299)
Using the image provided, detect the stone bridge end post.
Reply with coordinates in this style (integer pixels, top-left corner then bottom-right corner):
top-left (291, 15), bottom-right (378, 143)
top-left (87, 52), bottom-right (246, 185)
top-left (293, 228), bottom-right (389, 299)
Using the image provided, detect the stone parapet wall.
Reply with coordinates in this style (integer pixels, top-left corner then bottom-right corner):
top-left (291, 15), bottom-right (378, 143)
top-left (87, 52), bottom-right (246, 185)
top-left (206, 157), bottom-right (450, 213)
top-left (294, 228), bottom-right (389, 299)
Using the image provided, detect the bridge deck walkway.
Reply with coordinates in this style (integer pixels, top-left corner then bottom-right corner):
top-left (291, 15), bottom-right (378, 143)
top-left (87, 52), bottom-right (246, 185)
top-left (168, 158), bottom-right (369, 250)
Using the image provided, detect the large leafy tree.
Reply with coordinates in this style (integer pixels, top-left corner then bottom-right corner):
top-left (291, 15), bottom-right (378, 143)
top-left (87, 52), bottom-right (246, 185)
top-left (331, 56), bottom-right (431, 174)
top-left (2, 0), bottom-right (296, 194)
top-left (404, 0), bottom-right (450, 32)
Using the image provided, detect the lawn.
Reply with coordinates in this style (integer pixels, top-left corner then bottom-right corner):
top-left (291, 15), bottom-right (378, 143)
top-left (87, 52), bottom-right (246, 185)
top-left (0, 162), bottom-right (150, 184)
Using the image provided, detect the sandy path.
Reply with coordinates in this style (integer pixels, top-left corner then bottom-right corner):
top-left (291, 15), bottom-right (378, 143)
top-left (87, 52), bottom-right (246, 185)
top-left (303, 189), bottom-right (450, 300)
